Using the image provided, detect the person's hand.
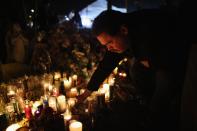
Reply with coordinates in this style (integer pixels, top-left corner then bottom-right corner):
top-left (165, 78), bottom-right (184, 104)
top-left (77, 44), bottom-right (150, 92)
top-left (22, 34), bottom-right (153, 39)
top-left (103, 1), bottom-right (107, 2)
top-left (76, 89), bottom-right (92, 104)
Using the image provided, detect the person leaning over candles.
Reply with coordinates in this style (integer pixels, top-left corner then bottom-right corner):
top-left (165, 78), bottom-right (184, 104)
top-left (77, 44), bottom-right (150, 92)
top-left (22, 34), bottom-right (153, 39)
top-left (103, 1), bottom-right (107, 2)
top-left (76, 9), bottom-right (190, 131)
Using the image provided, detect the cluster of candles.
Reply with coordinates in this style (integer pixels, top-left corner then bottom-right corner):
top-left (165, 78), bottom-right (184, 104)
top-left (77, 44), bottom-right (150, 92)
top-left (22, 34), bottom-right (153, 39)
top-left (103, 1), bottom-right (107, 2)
top-left (39, 72), bottom-right (84, 131)
top-left (4, 57), bottom-right (129, 131)
top-left (4, 72), bottom-right (83, 131)
top-left (53, 72), bottom-right (78, 88)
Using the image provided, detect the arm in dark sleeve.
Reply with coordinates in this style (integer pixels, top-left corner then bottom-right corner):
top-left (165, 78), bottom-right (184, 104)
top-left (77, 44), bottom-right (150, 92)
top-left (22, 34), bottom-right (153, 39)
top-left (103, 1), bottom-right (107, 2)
top-left (87, 51), bottom-right (124, 91)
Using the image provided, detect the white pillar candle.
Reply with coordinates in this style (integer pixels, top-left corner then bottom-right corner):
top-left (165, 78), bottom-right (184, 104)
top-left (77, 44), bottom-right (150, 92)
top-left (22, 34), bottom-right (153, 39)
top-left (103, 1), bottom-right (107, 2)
top-left (57, 95), bottom-right (66, 112)
top-left (69, 121), bottom-right (82, 131)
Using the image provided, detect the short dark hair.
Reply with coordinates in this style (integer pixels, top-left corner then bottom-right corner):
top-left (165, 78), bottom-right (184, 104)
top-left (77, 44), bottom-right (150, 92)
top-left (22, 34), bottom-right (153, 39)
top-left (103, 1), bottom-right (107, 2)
top-left (92, 10), bottom-right (125, 36)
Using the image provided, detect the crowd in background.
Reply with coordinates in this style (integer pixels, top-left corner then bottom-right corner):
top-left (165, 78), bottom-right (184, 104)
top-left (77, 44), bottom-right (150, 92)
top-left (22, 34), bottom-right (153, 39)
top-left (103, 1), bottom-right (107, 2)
top-left (0, 17), bottom-right (105, 82)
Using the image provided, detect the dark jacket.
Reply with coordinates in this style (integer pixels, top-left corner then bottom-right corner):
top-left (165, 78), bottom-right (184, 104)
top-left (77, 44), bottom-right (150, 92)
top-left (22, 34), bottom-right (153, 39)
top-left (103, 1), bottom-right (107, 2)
top-left (87, 9), bottom-right (189, 92)
top-left (87, 9), bottom-right (190, 130)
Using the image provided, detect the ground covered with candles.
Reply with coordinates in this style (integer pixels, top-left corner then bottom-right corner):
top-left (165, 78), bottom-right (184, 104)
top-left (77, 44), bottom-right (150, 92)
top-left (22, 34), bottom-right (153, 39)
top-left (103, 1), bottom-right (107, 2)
top-left (0, 20), bottom-right (151, 130)
top-left (0, 57), bottom-right (149, 131)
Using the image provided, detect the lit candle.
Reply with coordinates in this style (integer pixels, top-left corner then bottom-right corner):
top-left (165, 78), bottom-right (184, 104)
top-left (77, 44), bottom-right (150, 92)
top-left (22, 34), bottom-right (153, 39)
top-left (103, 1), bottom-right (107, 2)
top-left (7, 90), bottom-right (15, 97)
top-left (25, 104), bottom-right (32, 120)
top-left (54, 72), bottom-right (61, 80)
top-left (122, 72), bottom-right (127, 77)
top-left (72, 75), bottom-right (77, 81)
top-left (64, 77), bottom-right (72, 89)
top-left (6, 123), bottom-right (20, 131)
top-left (124, 58), bottom-right (128, 62)
top-left (69, 121), bottom-right (82, 131)
top-left (119, 72), bottom-right (127, 77)
top-left (79, 89), bottom-right (85, 95)
top-left (67, 98), bottom-right (76, 107)
top-left (57, 95), bottom-right (66, 112)
top-left (103, 84), bottom-right (110, 101)
top-left (63, 107), bottom-right (72, 121)
top-left (43, 82), bottom-right (53, 92)
top-left (98, 88), bottom-right (105, 95)
top-left (64, 113), bottom-right (72, 121)
top-left (70, 88), bottom-right (78, 97)
top-left (32, 101), bottom-right (42, 115)
top-left (48, 96), bottom-right (57, 111)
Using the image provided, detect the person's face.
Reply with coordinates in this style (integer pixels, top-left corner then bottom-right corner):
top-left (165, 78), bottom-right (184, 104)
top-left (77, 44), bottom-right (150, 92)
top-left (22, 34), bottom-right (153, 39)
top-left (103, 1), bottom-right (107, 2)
top-left (96, 26), bottom-right (129, 53)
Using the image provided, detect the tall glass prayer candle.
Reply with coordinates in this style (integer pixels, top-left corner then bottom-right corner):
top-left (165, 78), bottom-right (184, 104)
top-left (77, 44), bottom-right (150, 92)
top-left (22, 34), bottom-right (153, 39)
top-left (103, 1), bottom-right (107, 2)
top-left (57, 95), bottom-right (66, 112)
top-left (48, 96), bottom-right (57, 112)
top-left (24, 102), bottom-right (32, 120)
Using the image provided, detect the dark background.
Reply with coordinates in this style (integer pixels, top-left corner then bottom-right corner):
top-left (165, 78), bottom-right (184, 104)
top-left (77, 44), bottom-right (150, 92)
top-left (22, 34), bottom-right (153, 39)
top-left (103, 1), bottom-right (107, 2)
top-left (0, 0), bottom-right (196, 63)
